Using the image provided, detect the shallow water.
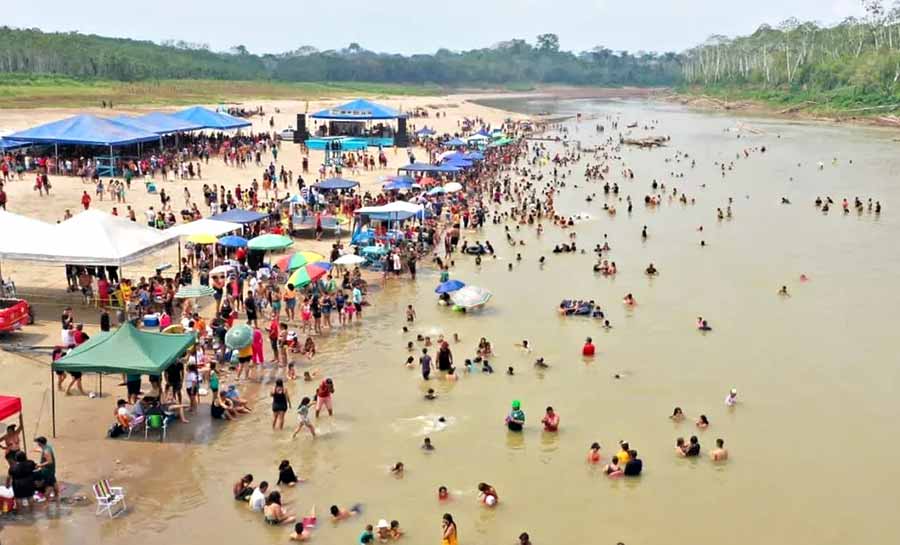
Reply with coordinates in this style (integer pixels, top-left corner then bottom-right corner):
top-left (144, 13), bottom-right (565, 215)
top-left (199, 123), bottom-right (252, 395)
top-left (26, 99), bottom-right (900, 545)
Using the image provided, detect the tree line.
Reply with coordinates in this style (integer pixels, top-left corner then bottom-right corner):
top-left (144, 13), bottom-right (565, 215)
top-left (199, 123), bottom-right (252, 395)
top-left (0, 27), bottom-right (680, 86)
top-left (681, 1), bottom-right (900, 102)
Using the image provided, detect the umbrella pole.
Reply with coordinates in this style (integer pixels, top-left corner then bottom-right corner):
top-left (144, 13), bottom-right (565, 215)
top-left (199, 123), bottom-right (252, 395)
top-left (99, 373), bottom-right (102, 397)
top-left (51, 366), bottom-right (56, 438)
top-left (19, 411), bottom-right (25, 449)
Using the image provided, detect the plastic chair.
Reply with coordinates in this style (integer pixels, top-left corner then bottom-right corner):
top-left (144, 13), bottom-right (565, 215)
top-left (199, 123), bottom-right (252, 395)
top-left (144, 413), bottom-right (167, 442)
top-left (92, 479), bottom-right (126, 518)
top-left (125, 415), bottom-right (145, 439)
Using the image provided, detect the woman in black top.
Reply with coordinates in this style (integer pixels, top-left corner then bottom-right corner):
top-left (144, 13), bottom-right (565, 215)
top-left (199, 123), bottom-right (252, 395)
top-left (437, 343), bottom-right (453, 372)
top-left (277, 459), bottom-right (299, 486)
top-left (7, 451), bottom-right (37, 508)
top-left (271, 379), bottom-right (290, 430)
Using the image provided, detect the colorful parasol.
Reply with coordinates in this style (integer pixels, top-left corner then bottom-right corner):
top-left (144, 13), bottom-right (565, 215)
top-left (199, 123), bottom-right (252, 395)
top-left (450, 285), bottom-right (492, 309)
top-left (225, 324), bottom-right (253, 349)
top-left (187, 233), bottom-right (218, 244)
top-left (275, 251), bottom-right (326, 271)
top-left (286, 263), bottom-right (330, 288)
top-left (247, 234), bottom-right (293, 251)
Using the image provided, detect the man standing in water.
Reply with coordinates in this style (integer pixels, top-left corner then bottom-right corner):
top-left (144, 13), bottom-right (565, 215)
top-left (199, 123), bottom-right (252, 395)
top-left (419, 348), bottom-right (433, 381)
top-left (506, 400), bottom-right (525, 431)
top-left (711, 438), bottom-right (729, 461)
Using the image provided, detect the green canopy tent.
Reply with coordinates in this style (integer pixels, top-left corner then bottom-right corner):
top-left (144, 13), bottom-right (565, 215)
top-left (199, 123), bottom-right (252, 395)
top-left (50, 323), bottom-right (195, 437)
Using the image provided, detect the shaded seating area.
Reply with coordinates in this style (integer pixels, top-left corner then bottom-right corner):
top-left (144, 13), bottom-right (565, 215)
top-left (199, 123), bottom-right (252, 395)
top-left (51, 323), bottom-right (195, 438)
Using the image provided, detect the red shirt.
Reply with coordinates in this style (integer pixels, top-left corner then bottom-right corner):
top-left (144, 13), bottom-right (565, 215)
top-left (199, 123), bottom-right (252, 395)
top-left (316, 381), bottom-right (331, 399)
top-left (582, 342), bottom-right (595, 356)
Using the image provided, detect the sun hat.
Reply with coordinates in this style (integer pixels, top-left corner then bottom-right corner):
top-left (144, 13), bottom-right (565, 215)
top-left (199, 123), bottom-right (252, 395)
top-left (377, 519), bottom-right (389, 529)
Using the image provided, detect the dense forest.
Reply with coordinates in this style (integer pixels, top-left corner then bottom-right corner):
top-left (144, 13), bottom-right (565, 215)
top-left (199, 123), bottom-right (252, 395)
top-left (0, 27), bottom-right (680, 86)
top-left (681, 1), bottom-right (900, 108)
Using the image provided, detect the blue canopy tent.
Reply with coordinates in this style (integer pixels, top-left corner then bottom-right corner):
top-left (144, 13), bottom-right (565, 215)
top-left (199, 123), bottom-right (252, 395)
top-left (314, 177), bottom-right (360, 191)
top-left (415, 127), bottom-right (436, 136)
top-left (383, 179), bottom-right (414, 191)
top-left (0, 137), bottom-right (29, 151)
top-left (443, 158), bottom-right (473, 169)
top-left (208, 208), bottom-right (268, 224)
top-left (444, 137), bottom-right (467, 147)
top-left (398, 163), bottom-right (461, 175)
top-left (5, 114), bottom-right (161, 176)
top-left (115, 112), bottom-right (204, 135)
top-left (172, 106), bottom-right (251, 130)
top-left (311, 99), bottom-right (400, 121)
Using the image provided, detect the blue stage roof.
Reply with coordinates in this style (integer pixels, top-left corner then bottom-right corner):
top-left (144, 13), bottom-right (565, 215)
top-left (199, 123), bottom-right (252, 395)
top-left (172, 107), bottom-right (251, 130)
top-left (314, 177), bottom-right (360, 191)
top-left (208, 208), bottom-right (268, 224)
top-left (311, 99), bottom-right (401, 121)
top-left (6, 114), bottom-right (161, 146)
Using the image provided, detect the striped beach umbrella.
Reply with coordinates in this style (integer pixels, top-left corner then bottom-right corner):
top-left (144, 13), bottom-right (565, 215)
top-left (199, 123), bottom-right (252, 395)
top-left (275, 251), bottom-right (325, 272)
top-left (175, 285), bottom-right (216, 299)
top-left (286, 263), bottom-right (330, 288)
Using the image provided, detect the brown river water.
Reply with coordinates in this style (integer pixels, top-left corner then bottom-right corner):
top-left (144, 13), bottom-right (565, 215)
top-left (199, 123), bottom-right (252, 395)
top-left (19, 98), bottom-right (900, 545)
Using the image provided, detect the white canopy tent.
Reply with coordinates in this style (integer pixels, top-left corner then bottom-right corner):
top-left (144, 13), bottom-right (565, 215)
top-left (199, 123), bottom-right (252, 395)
top-left (165, 218), bottom-right (243, 238)
top-left (0, 210), bottom-right (178, 266)
top-left (0, 210), bottom-right (59, 261)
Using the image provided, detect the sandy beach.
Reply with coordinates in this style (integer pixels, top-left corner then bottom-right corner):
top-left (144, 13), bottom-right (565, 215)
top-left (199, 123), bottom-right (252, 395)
top-left (0, 92), bottom-right (526, 540)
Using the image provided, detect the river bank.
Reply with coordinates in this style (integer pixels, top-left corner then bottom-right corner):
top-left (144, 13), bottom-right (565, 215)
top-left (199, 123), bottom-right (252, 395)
top-left (669, 87), bottom-right (900, 130)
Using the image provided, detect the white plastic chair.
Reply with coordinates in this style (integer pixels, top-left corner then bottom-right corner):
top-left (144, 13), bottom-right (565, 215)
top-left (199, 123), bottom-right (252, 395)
top-left (92, 479), bottom-right (126, 518)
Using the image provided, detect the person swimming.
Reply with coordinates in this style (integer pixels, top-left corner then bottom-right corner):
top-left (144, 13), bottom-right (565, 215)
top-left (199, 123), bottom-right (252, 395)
top-left (477, 482), bottom-right (499, 507)
top-left (670, 407), bottom-right (685, 421)
top-left (587, 442), bottom-right (602, 464)
top-left (725, 388), bottom-right (738, 406)
top-left (534, 357), bottom-right (549, 369)
top-left (696, 415), bottom-right (709, 428)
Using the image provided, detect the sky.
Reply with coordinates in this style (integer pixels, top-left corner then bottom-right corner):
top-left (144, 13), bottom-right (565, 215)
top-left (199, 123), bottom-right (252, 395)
top-left (5, 0), bottom-right (867, 55)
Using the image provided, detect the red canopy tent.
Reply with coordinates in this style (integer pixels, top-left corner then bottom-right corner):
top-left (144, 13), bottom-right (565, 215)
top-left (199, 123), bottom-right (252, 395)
top-left (0, 395), bottom-right (25, 445)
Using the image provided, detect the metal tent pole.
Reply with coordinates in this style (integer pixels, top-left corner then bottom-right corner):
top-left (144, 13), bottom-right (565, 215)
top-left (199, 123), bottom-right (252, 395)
top-left (50, 366), bottom-right (56, 438)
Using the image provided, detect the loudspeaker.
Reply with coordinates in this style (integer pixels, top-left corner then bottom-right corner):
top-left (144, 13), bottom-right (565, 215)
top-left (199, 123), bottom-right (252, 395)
top-left (294, 114), bottom-right (307, 143)
top-left (395, 116), bottom-right (409, 147)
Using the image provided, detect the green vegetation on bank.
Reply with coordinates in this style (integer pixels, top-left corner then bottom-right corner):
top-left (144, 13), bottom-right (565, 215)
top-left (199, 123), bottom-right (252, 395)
top-left (0, 75), bottom-right (441, 108)
top-left (0, 27), bottom-right (680, 89)
top-left (681, 3), bottom-right (900, 116)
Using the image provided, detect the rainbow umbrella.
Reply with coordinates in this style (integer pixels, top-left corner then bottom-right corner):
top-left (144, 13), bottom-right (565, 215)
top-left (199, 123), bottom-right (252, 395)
top-left (275, 251), bottom-right (325, 271)
top-left (286, 263), bottom-right (330, 288)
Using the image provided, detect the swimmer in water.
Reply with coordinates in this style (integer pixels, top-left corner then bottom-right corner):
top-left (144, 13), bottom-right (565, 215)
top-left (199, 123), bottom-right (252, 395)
top-left (587, 442), bottom-right (602, 464)
top-left (541, 405), bottom-right (560, 433)
top-left (725, 388), bottom-right (738, 407)
top-left (603, 456), bottom-right (623, 477)
top-left (623, 293), bottom-right (636, 306)
top-left (515, 339), bottom-right (531, 352)
top-left (670, 407), bottom-right (685, 421)
top-left (534, 357), bottom-right (549, 369)
top-left (424, 388), bottom-right (437, 400)
top-left (710, 438), bottom-right (729, 461)
top-left (507, 366), bottom-right (515, 376)
top-left (603, 320), bottom-right (612, 330)
top-left (778, 285), bottom-right (790, 296)
top-left (438, 486), bottom-right (450, 501)
top-left (800, 274), bottom-right (809, 282)
top-left (477, 482), bottom-right (499, 507)
top-left (422, 437), bottom-right (435, 451)
top-left (390, 462), bottom-right (404, 476)
top-left (698, 319), bottom-right (711, 332)
top-left (329, 504), bottom-right (360, 522)
top-left (696, 415), bottom-right (709, 429)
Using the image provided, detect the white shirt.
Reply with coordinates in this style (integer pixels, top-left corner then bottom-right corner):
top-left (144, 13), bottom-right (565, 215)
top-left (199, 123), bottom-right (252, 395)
top-left (249, 488), bottom-right (266, 512)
